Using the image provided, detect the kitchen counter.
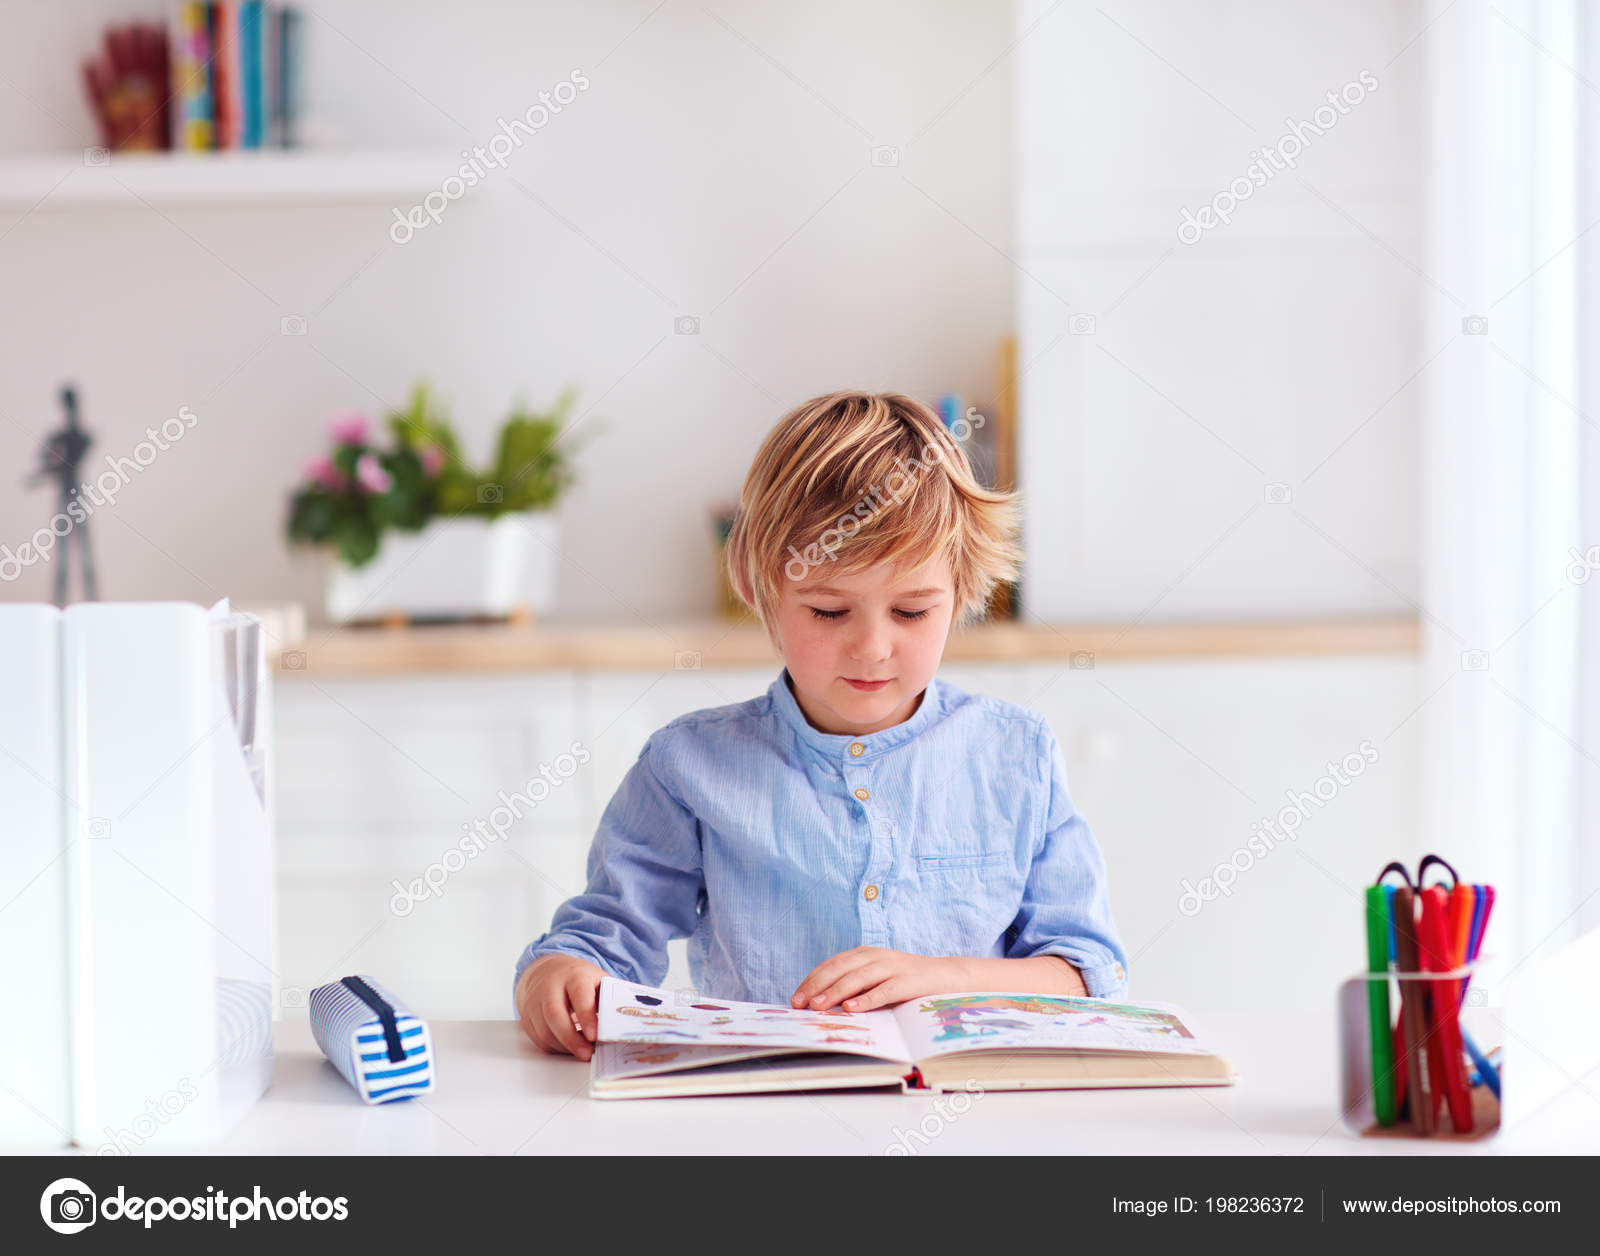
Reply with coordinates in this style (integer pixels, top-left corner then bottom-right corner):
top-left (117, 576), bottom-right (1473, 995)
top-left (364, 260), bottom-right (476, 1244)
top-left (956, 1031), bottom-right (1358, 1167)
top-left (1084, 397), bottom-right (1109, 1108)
top-left (272, 616), bottom-right (1421, 676)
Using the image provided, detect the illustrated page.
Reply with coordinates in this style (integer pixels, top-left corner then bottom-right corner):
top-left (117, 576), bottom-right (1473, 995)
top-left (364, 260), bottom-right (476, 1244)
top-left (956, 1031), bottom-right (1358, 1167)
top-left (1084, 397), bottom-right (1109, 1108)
top-left (596, 977), bottom-right (912, 1061)
top-left (893, 992), bottom-right (1218, 1061)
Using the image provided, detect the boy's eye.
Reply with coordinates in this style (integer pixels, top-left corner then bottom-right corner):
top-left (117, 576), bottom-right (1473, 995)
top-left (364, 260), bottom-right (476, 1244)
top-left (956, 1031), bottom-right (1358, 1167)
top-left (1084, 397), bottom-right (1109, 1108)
top-left (807, 607), bottom-right (930, 621)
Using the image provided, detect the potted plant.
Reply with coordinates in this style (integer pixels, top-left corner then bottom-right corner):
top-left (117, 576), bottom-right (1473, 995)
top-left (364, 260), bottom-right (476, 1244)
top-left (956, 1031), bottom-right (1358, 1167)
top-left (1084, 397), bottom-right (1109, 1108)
top-left (286, 384), bottom-right (585, 624)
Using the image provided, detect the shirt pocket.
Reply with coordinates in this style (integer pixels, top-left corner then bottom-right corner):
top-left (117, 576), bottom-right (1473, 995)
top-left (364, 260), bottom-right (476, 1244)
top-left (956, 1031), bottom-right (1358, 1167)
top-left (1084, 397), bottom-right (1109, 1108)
top-left (917, 851), bottom-right (1009, 872)
top-left (904, 847), bottom-right (1023, 956)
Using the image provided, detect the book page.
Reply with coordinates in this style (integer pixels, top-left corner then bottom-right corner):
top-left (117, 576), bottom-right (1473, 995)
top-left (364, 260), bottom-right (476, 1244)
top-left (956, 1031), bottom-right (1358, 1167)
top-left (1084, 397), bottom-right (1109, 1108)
top-left (891, 991), bottom-right (1220, 1062)
top-left (596, 977), bottom-right (911, 1061)
top-left (594, 1039), bottom-right (823, 1081)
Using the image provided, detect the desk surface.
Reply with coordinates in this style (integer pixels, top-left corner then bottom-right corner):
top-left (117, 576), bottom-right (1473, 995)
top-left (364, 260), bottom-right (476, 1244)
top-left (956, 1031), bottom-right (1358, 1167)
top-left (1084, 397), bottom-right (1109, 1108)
top-left (201, 1015), bottom-right (1600, 1155)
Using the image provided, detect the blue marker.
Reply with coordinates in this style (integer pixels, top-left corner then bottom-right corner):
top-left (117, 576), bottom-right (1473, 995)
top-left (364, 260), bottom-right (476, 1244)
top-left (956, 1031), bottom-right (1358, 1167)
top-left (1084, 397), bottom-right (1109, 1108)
top-left (1461, 1028), bottom-right (1501, 1100)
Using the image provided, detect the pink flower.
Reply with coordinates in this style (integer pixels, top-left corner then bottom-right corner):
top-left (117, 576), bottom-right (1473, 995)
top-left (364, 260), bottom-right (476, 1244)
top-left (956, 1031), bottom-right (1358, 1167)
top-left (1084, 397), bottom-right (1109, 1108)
top-left (328, 412), bottom-right (371, 446)
top-left (303, 454), bottom-right (346, 492)
top-left (355, 453), bottom-right (393, 494)
top-left (419, 444), bottom-right (446, 476)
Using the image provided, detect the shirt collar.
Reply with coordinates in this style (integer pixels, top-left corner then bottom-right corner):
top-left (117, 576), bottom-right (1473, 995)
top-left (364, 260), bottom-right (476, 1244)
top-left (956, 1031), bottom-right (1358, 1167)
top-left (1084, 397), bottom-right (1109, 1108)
top-left (767, 666), bottom-right (943, 763)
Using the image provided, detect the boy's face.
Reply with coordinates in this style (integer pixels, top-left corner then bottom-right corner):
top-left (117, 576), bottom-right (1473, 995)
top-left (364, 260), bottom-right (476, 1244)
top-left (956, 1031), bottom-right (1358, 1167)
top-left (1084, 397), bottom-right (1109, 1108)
top-left (773, 555), bottom-right (954, 735)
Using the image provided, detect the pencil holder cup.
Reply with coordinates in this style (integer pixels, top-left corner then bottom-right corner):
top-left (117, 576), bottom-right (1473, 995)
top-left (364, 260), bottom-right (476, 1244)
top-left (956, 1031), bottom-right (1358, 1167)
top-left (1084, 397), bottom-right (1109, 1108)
top-left (1336, 968), bottom-right (1500, 1140)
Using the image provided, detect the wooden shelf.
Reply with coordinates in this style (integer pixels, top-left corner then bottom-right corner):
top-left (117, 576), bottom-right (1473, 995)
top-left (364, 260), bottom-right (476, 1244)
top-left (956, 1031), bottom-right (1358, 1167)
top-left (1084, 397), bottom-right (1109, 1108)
top-left (0, 149), bottom-right (461, 210)
top-left (271, 615), bottom-right (1422, 677)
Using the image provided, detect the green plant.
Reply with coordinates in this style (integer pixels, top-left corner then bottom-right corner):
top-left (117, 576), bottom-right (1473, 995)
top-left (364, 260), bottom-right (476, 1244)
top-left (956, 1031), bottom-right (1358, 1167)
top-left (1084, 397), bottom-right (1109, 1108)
top-left (441, 387), bottom-right (583, 516)
top-left (286, 383), bottom-right (586, 568)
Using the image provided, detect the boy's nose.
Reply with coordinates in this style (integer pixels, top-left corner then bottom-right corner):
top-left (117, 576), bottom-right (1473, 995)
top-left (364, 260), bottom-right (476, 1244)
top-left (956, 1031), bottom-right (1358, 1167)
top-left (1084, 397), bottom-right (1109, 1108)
top-left (847, 627), bottom-right (891, 664)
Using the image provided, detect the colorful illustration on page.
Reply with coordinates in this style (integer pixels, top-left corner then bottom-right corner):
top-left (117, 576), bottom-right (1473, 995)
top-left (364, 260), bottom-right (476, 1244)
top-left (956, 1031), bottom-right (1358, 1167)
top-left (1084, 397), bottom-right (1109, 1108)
top-left (916, 994), bottom-right (1197, 1049)
top-left (599, 978), bottom-right (901, 1056)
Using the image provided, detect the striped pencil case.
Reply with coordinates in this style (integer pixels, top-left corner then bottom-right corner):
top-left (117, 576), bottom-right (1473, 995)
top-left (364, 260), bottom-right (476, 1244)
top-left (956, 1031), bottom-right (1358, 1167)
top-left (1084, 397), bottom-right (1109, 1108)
top-left (308, 975), bottom-right (435, 1104)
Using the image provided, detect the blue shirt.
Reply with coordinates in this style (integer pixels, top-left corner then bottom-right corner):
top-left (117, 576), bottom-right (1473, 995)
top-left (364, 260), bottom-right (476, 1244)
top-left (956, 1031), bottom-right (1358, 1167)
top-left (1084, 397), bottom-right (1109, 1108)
top-left (514, 667), bottom-right (1128, 1007)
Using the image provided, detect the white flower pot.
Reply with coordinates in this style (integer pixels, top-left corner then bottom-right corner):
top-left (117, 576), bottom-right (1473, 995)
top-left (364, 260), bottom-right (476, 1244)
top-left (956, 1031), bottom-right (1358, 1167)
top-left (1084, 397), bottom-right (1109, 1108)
top-left (324, 513), bottom-right (558, 623)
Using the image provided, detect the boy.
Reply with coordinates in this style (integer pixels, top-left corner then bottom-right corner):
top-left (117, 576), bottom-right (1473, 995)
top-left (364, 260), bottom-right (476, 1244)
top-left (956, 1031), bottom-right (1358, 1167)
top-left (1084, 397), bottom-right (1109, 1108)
top-left (515, 391), bottom-right (1127, 1060)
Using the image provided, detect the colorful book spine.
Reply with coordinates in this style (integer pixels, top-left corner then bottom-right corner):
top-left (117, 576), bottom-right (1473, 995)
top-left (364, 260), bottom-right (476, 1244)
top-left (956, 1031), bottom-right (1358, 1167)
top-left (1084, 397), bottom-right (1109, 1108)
top-left (172, 3), bottom-right (214, 150)
top-left (240, 2), bottom-right (265, 148)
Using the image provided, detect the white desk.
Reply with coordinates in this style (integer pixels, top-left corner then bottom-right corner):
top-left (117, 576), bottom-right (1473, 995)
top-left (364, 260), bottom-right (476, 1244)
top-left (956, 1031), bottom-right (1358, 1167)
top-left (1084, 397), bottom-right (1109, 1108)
top-left (187, 1015), bottom-right (1600, 1155)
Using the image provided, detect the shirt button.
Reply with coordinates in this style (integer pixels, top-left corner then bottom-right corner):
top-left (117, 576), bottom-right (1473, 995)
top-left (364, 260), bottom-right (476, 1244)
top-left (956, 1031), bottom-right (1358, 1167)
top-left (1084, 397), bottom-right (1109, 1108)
top-left (863, 885), bottom-right (878, 901)
top-left (853, 788), bottom-right (869, 802)
top-left (849, 742), bottom-right (865, 757)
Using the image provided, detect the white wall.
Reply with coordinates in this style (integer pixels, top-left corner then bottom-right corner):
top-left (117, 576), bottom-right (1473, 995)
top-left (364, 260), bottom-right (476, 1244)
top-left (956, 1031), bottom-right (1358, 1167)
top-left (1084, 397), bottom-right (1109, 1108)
top-left (1016, 0), bottom-right (1424, 621)
top-left (0, 0), bottom-right (1015, 619)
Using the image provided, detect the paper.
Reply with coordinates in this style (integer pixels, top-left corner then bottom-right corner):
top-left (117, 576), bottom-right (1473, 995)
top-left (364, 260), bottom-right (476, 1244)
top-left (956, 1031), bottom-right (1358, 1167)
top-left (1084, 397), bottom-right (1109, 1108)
top-left (596, 978), bottom-right (911, 1061)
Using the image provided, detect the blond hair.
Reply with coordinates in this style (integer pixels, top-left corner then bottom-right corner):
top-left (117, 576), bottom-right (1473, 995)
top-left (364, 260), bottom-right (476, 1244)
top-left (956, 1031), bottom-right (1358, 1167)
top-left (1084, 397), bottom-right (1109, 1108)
top-left (725, 391), bottom-right (1022, 633)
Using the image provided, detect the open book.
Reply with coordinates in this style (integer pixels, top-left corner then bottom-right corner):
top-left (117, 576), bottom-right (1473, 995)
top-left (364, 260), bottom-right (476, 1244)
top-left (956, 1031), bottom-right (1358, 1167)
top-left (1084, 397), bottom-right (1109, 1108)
top-left (591, 977), bottom-right (1235, 1098)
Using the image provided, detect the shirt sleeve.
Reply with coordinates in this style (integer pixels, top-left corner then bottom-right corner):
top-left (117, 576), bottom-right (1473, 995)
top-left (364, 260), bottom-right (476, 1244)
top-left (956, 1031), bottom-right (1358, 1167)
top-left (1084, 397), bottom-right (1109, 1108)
top-left (1005, 715), bottom-right (1130, 999)
top-left (512, 733), bottom-right (704, 1010)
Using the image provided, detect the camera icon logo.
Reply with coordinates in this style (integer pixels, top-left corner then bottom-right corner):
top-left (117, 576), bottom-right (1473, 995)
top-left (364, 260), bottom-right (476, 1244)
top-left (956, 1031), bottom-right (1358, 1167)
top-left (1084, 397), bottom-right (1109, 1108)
top-left (675, 649), bottom-right (701, 670)
top-left (1461, 649), bottom-right (1490, 671)
top-left (84, 146), bottom-right (110, 167)
top-left (279, 984), bottom-right (308, 1009)
top-left (870, 145), bottom-right (900, 167)
top-left (1566, 544), bottom-right (1600, 585)
top-left (1068, 313), bottom-right (1097, 336)
top-left (280, 315), bottom-right (308, 336)
top-left (1462, 315), bottom-right (1488, 336)
top-left (82, 816), bottom-right (111, 840)
top-left (1264, 482), bottom-right (1292, 505)
top-left (41, 1178), bottom-right (97, 1234)
top-left (477, 483), bottom-right (504, 505)
top-left (674, 315), bottom-right (700, 336)
top-left (1069, 650), bottom-right (1095, 670)
top-left (280, 649), bottom-right (307, 671)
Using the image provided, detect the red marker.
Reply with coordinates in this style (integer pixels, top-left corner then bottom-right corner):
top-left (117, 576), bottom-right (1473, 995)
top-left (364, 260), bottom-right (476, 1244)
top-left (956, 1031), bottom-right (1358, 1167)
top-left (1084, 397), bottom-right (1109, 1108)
top-left (1418, 886), bottom-right (1474, 1133)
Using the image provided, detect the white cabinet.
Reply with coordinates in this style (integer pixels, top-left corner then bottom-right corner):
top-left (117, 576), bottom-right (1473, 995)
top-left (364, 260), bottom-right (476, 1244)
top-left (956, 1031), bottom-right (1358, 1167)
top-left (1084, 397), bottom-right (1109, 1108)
top-left (1010, 656), bottom-right (1421, 1012)
top-left (273, 673), bottom-right (591, 1020)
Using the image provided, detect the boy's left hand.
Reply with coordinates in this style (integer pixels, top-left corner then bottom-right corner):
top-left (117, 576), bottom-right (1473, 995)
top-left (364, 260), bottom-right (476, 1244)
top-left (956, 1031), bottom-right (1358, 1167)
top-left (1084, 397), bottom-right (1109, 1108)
top-left (791, 947), bottom-right (965, 1012)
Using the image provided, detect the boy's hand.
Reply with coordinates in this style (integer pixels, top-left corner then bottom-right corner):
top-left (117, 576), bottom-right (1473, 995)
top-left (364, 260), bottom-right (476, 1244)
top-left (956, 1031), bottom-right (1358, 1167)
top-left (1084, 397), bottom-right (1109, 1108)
top-left (516, 953), bottom-right (605, 1061)
top-left (791, 947), bottom-right (967, 1012)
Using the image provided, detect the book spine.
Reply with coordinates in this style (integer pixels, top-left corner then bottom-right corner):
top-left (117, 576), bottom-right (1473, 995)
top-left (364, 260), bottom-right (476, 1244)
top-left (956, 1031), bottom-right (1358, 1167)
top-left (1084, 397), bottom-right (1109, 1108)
top-left (262, 2), bottom-right (279, 147)
top-left (204, 3), bottom-right (220, 148)
top-left (213, 2), bottom-right (236, 149)
top-left (228, 2), bottom-right (248, 148)
top-left (279, 6), bottom-right (301, 149)
top-left (241, 2), bottom-right (264, 148)
top-left (173, 3), bottom-right (213, 151)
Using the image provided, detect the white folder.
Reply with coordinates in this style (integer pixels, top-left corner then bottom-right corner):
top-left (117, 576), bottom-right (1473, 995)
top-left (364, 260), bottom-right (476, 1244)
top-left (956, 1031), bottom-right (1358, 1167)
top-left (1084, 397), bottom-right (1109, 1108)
top-left (0, 599), bottom-right (275, 1149)
top-left (0, 606), bottom-right (72, 1145)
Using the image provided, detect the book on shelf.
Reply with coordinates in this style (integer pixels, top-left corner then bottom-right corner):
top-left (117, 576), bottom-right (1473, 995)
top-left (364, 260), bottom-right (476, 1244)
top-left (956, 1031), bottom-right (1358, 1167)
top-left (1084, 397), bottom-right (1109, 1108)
top-left (166, 2), bottom-right (300, 152)
top-left (589, 976), bottom-right (1236, 1099)
top-left (173, 3), bottom-right (213, 150)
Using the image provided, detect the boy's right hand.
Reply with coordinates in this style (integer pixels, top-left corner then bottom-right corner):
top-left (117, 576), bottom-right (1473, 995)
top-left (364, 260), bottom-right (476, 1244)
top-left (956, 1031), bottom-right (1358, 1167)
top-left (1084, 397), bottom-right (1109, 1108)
top-left (515, 953), bottom-right (605, 1061)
